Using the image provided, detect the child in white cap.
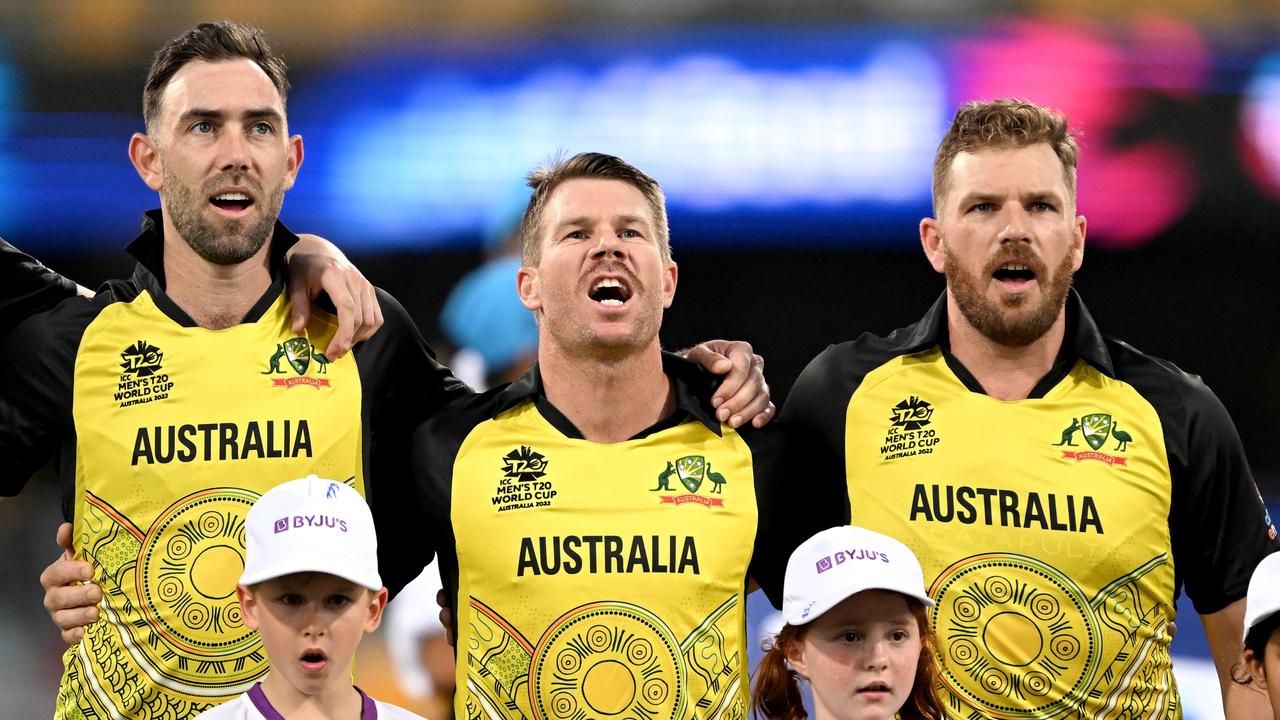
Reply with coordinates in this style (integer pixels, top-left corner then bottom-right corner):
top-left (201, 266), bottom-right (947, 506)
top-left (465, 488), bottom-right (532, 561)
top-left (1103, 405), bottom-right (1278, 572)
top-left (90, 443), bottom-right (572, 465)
top-left (1239, 551), bottom-right (1280, 719)
top-left (194, 475), bottom-right (425, 720)
top-left (752, 525), bottom-right (942, 720)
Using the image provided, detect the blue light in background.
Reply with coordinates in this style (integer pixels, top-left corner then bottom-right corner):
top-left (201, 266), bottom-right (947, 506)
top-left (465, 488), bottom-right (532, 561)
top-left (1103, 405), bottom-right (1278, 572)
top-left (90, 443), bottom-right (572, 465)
top-left (0, 51), bottom-right (17, 229)
top-left (288, 29), bottom-right (949, 249)
top-left (8, 112), bottom-right (156, 248)
top-left (8, 24), bottom-right (1253, 253)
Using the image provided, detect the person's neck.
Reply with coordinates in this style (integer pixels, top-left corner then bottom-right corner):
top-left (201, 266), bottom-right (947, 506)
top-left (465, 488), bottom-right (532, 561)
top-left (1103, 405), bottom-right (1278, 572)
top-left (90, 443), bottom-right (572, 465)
top-left (259, 672), bottom-right (363, 720)
top-left (945, 293), bottom-right (1067, 401)
top-left (538, 341), bottom-right (674, 443)
top-left (160, 216), bottom-right (272, 330)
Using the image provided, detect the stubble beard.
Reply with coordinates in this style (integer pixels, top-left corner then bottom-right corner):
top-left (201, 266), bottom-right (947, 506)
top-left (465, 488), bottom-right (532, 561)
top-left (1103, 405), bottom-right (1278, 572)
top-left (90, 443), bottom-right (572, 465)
top-left (163, 166), bottom-right (284, 266)
top-left (543, 265), bottom-right (663, 361)
top-left (945, 244), bottom-right (1075, 347)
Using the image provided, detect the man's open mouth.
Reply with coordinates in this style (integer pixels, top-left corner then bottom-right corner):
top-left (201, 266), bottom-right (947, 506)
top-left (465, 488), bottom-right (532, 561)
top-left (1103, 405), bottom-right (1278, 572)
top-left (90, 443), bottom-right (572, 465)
top-left (992, 262), bottom-right (1036, 282)
top-left (588, 277), bottom-right (633, 307)
top-left (209, 192), bottom-right (254, 213)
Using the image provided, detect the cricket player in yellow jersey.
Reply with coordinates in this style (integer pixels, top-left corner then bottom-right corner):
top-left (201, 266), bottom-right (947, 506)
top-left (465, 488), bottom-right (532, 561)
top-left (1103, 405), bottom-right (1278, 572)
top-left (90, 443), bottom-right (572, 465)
top-left (411, 153), bottom-right (833, 720)
top-left (0, 22), bottom-right (472, 718)
top-left (782, 99), bottom-right (1279, 719)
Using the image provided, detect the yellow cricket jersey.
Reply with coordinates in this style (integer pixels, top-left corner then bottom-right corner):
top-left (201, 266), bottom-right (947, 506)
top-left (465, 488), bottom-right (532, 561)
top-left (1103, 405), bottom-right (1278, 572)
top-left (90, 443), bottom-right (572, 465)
top-left (0, 211), bottom-right (467, 719)
top-left (781, 290), bottom-right (1278, 720)
top-left (413, 354), bottom-right (826, 720)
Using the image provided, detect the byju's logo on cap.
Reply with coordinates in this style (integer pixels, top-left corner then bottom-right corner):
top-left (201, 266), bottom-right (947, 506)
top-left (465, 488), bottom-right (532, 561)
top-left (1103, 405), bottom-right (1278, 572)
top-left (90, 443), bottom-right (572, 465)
top-left (815, 548), bottom-right (891, 574)
top-left (271, 515), bottom-right (350, 534)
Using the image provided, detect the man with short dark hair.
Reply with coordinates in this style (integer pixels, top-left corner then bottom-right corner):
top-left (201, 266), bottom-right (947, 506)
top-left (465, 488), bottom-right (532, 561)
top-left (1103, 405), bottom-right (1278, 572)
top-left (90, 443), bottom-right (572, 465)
top-left (783, 98), bottom-right (1278, 719)
top-left (0, 21), bottom-right (470, 718)
top-left (413, 152), bottom-right (831, 720)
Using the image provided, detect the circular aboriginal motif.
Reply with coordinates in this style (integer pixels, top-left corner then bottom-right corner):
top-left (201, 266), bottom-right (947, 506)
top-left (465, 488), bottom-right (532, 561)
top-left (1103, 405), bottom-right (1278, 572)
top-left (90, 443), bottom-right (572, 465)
top-left (137, 488), bottom-right (260, 674)
top-left (530, 602), bottom-right (685, 720)
top-left (930, 554), bottom-right (1101, 719)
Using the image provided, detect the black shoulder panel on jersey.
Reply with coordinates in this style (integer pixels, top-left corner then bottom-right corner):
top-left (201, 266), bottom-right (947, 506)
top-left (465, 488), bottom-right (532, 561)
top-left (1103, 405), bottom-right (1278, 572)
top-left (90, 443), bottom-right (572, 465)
top-left (780, 323), bottom-right (934, 529)
top-left (0, 238), bottom-right (79, 334)
top-left (738, 421), bottom-right (843, 609)
top-left (1107, 337), bottom-right (1279, 614)
top-left (411, 387), bottom-right (511, 647)
top-left (0, 291), bottom-right (116, 496)
top-left (350, 287), bottom-right (474, 598)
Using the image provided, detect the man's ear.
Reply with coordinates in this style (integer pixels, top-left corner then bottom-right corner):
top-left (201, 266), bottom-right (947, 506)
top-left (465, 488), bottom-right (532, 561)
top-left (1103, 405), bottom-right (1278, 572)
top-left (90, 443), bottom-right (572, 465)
top-left (920, 217), bottom-right (946, 274)
top-left (129, 133), bottom-right (164, 192)
top-left (237, 585), bottom-right (260, 631)
top-left (1071, 214), bottom-right (1087, 273)
top-left (282, 134), bottom-right (304, 191)
top-left (661, 260), bottom-right (678, 309)
top-left (364, 587), bottom-right (390, 634)
top-left (517, 264), bottom-right (541, 312)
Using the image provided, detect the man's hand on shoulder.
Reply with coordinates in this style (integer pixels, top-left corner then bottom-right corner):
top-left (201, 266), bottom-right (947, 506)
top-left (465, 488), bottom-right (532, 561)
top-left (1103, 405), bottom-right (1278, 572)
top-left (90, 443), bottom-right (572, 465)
top-left (41, 523), bottom-right (101, 644)
top-left (436, 588), bottom-right (455, 647)
top-left (685, 339), bottom-right (774, 429)
top-left (286, 234), bottom-right (384, 359)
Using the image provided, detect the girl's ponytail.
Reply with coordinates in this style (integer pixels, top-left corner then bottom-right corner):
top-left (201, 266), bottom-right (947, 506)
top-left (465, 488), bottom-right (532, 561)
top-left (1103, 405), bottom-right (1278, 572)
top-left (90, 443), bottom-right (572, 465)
top-left (752, 624), bottom-right (808, 720)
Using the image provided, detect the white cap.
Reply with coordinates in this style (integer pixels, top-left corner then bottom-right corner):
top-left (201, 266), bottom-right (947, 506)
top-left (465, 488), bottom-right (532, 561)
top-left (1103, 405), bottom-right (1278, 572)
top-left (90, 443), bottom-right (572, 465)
top-left (240, 475), bottom-right (382, 591)
top-left (782, 525), bottom-right (933, 626)
top-left (1244, 551), bottom-right (1280, 643)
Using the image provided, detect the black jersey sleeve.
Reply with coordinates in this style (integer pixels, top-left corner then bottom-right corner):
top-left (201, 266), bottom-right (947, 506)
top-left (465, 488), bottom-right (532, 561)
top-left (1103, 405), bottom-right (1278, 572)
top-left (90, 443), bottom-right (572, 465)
top-left (1113, 343), bottom-right (1280, 614)
top-left (778, 342), bottom-right (872, 526)
top-left (782, 329), bottom-right (935, 527)
top-left (0, 238), bottom-right (78, 335)
top-left (0, 295), bottom-right (98, 497)
top-left (743, 422), bottom-right (844, 609)
top-left (353, 289), bottom-right (474, 598)
top-left (410, 389), bottom-right (505, 646)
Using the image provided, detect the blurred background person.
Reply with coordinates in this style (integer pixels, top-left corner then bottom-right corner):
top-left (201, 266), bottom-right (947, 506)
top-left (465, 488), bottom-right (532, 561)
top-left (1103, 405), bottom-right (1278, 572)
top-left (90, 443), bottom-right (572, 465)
top-left (437, 183), bottom-right (539, 390)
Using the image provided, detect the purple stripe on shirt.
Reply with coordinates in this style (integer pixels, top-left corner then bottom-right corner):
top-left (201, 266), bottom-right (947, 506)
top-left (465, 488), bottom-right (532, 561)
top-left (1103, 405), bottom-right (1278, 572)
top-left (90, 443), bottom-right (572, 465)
top-left (247, 683), bottom-right (287, 720)
top-left (247, 682), bottom-right (378, 719)
top-left (356, 686), bottom-right (378, 719)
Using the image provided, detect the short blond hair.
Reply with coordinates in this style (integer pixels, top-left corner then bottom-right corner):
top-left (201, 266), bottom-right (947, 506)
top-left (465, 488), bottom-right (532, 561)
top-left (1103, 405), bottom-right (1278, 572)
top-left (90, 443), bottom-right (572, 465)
top-left (932, 99), bottom-right (1079, 214)
top-left (519, 152), bottom-right (671, 266)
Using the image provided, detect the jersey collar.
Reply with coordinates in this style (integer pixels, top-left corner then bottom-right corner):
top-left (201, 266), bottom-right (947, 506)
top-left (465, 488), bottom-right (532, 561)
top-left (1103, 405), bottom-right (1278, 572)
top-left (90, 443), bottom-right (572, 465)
top-left (492, 351), bottom-right (724, 439)
top-left (246, 682), bottom-right (379, 719)
top-left (126, 209), bottom-right (299, 328)
top-left (902, 288), bottom-right (1115, 392)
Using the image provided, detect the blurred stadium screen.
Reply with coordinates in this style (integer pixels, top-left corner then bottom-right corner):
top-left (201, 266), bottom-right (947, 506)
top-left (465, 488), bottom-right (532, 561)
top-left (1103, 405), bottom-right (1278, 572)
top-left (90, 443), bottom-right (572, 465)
top-left (2, 20), bottom-right (1278, 250)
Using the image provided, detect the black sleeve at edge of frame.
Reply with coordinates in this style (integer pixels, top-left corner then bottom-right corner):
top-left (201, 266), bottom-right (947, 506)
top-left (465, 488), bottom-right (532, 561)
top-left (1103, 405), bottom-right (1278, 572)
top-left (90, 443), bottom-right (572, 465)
top-left (0, 295), bottom-right (94, 497)
top-left (0, 238), bottom-right (79, 336)
top-left (1116, 343), bottom-right (1280, 615)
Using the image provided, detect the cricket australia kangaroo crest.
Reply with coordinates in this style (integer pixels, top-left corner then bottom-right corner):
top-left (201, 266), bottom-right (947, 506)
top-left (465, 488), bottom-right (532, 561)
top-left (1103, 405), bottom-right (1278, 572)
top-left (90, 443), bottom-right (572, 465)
top-left (651, 455), bottom-right (729, 507)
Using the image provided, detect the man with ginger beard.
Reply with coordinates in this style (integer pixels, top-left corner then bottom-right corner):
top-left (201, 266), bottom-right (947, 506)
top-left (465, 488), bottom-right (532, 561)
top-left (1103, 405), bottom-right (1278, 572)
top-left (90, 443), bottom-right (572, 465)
top-left (782, 99), bottom-right (1278, 719)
